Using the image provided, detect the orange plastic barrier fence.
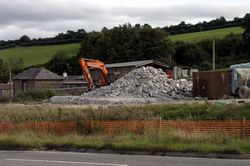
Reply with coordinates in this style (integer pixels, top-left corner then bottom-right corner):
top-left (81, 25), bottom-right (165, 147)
top-left (0, 119), bottom-right (249, 137)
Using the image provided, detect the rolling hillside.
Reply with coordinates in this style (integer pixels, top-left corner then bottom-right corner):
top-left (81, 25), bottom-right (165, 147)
top-left (0, 26), bottom-right (245, 68)
top-left (169, 26), bottom-right (244, 42)
top-left (0, 43), bottom-right (80, 67)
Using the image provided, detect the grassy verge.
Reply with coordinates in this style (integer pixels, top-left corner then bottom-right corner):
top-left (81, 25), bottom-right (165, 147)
top-left (1, 103), bottom-right (250, 154)
top-left (0, 103), bottom-right (250, 124)
top-left (0, 130), bottom-right (250, 154)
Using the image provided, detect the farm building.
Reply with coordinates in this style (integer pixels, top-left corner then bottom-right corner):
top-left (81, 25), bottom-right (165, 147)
top-left (0, 83), bottom-right (12, 98)
top-left (90, 60), bottom-right (170, 83)
top-left (13, 68), bottom-right (63, 95)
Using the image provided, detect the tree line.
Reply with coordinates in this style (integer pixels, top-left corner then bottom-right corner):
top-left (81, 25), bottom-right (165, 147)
top-left (0, 16), bottom-right (244, 50)
top-left (0, 29), bottom-right (87, 50)
top-left (163, 16), bottom-right (243, 35)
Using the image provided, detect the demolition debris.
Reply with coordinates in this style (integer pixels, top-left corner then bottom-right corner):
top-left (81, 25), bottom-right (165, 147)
top-left (84, 66), bottom-right (192, 99)
top-left (51, 67), bottom-right (192, 105)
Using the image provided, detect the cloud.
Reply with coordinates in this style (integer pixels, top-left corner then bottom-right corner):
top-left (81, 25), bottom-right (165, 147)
top-left (0, 0), bottom-right (109, 25)
top-left (112, 5), bottom-right (249, 23)
top-left (0, 0), bottom-right (249, 40)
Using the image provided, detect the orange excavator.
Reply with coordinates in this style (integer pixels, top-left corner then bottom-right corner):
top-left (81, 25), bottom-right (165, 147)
top-left (79, 58), bottom-right (109, 90)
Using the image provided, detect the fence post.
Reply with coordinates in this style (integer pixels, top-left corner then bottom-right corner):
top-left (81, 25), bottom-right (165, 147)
top-left (90, 119), bottom-right (94, 134)
top-left (159, 117), bottom-right (162, 134)
top-left (241, 117), bottom-right (246, 138)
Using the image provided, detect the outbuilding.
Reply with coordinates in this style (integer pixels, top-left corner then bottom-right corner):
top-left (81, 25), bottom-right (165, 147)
top-left (0, 83), bottom-right (12, 98)
top-left (13, 67), bottom-right (63, 95)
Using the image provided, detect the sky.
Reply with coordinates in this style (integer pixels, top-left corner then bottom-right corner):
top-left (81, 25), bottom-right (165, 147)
top-left (0, 0), bottom-right (249, 40)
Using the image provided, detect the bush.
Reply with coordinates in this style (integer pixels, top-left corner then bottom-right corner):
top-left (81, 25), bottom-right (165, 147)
top-left (14, 90), bottom-right (55, 102)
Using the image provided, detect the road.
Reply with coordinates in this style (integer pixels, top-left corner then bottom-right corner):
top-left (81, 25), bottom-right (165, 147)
top-left (0, 151), bottom-right (249, 166)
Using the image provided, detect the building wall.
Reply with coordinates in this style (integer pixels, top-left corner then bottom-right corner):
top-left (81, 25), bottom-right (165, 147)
top-left (90, 66), bottom-right (135, 83)
top-left (14, 80), bottom-right (63, 95)
top-left (108, 66), bottom-right (135, 78)
top-left (13, 80), bottom-right (23, 95)
top-left (0, 90), bottom-right (12, 98)
top-left (33, 80), bottom-right (62, 90)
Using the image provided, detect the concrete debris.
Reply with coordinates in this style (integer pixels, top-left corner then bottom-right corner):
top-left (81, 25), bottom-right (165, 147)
top-left (50, 66), bottom-right (192, 106)
top-left (84, 66), bottom-right (192, 99)
top-left (50, 96), bottom-right (164, 106)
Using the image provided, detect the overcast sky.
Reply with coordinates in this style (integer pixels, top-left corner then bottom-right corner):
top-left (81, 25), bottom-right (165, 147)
top-left (0, 0), bottom-right (249, 40)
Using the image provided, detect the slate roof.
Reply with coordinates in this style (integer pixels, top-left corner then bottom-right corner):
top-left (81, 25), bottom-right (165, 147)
top-left (13, 68), bottom-right (63, 80)
top-left (106, 60), bottom-right (169, 69)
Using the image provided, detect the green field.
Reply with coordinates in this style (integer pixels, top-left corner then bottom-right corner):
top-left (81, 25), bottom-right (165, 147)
top-left (0, 43), bottom-right (80, 67)
top-left (169, 26), bottom-right (244, 42)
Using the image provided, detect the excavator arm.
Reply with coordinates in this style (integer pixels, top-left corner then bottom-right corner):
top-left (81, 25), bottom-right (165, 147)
top-left (79, 58), bottom-right (108, 90)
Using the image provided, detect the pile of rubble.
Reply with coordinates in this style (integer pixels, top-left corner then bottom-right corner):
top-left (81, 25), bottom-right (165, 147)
top-left (83, 66), bottom-right (192, 100)
top-left (51, 67), bottom-right (192, 105)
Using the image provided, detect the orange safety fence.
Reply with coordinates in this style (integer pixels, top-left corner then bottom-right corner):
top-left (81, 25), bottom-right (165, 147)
top-left (0, 119), bottom-right (249, 137)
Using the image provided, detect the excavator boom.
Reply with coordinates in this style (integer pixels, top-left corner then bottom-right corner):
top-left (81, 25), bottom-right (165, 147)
top-left (79, 58), bottom-right (108, 90)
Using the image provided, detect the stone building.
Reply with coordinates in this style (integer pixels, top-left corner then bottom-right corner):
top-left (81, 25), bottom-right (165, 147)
top-left (13, 67), bottom-right (63, 95)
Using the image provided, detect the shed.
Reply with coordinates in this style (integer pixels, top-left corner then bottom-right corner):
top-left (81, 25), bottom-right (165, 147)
top-left (90, 60), bottom-right (170, 82)
top-left (13, 68), bottom-right (63, 95)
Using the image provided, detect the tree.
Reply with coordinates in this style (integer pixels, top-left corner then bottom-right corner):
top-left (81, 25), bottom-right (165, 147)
top-left (19, 35), bottom-right (31, 43)
top-left (0, 59), bottom-right (5, 82)
top-left (7, 57), bottom-right (24, 74)
top-left (78, 31), bottom-right (102, 59)
top-left (46, 51), bottom-right (70, 74)
top-left (217, 33), bottom-right (242, 57)
top-left (78, 23), bottom-right (175, 64)
top-left (135, 26), bottom-right (174, 63)
top-left (0, 59), bottom-right (9, 83)
top-left (242, 13), bottom-right (250, 54)
top-left (174, 42), bottom-right (209, 68)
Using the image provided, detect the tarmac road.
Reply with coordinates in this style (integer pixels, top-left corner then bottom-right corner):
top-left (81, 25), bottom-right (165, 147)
top-left (0, 151), bottom-right (250, 166)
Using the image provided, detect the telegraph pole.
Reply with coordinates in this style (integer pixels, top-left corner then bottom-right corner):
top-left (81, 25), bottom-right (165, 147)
top-left (212, 39), bottom-right (216, 70)
top-left (9, 67), bottom-right (12, 104)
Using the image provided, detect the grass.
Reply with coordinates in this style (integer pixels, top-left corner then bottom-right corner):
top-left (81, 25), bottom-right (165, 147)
top-left (0, 103), bottom-right (250, 124)
top-left (0, 43), bottom-right (80, 67)
top-left (169, 27), bottom-right (244, 42)
top-left (1, 103), bottom-right (250, 154)
top-left (0, 130), bottom-right (249, 154)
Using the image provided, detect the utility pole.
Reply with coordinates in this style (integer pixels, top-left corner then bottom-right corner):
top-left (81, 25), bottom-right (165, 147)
top-left (212, 39), bottom-right (216, 70)
top-left (9, 67), bottom-right (12, 104)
